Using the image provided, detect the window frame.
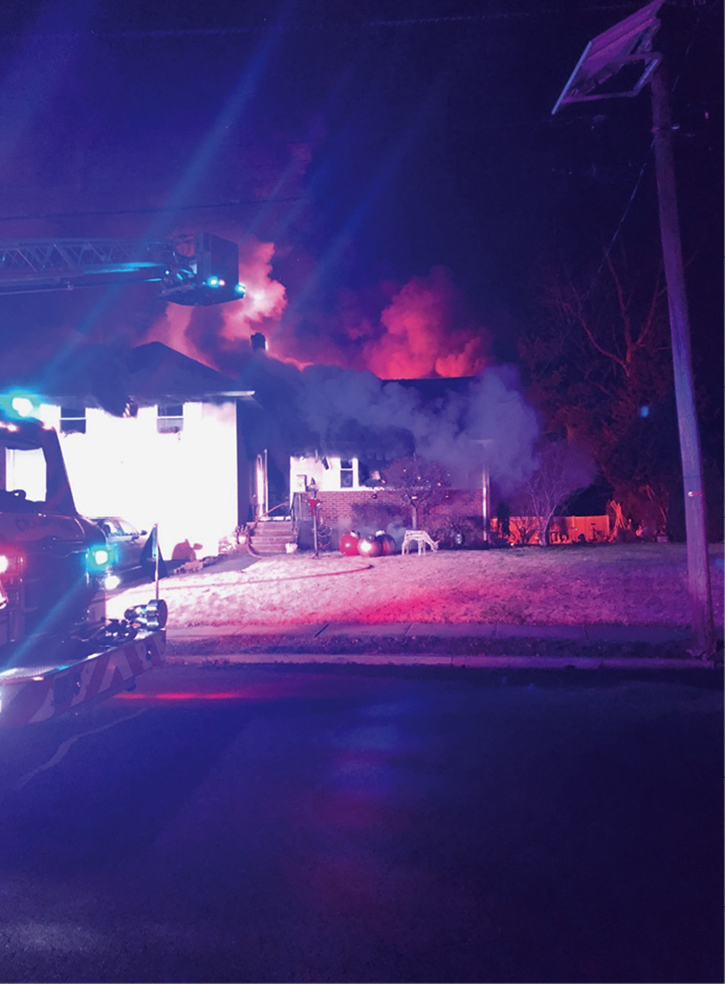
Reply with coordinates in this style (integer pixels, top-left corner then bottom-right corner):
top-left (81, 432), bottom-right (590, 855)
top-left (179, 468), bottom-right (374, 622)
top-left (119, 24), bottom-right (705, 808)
top-left (59, 406), bottom-right (87, 435)
top-left (157, 403), bottom-right (184, 434)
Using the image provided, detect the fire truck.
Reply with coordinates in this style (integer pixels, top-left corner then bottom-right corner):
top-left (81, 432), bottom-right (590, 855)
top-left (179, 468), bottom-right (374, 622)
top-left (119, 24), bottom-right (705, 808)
top-left (0, 231), bottom-right (248, 726)
top-left (0, 406), bottom-right (167, 728)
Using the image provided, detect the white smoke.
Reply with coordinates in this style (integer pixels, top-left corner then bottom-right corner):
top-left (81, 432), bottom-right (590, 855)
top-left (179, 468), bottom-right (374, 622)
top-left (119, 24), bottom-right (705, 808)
top-left (274, 360), bottom-right (541, 493)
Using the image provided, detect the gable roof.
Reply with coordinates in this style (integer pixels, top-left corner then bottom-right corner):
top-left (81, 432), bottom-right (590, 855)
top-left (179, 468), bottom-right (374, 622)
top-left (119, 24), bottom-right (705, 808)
top-left (126, 343), bottom-right (252, 406)
top-left (236, 361), bottom-right (476, 460)
top-left (2, 341), bottom-right (255, 415)
top-left (389, 376), bottom-right (474, 399)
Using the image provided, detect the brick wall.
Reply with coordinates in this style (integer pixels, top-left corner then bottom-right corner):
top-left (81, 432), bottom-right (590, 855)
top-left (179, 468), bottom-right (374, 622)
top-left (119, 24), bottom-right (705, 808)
top-left (315, 489), bottom-right (404, 530)
top-left (303, 488), bottom-right (609, 548)
top-left (305, 488), bottom-right (485, 545)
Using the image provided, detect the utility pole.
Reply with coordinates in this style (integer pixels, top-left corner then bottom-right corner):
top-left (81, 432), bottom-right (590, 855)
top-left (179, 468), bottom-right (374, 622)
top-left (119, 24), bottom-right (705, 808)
top-left (649, 64), bottom-right (714, 656)
top-left (552, 0), bottom-right (715, 657)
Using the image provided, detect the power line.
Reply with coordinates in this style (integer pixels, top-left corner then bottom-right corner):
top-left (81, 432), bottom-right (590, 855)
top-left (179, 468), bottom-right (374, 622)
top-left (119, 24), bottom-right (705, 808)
top-left (585, 0), bottom-right (708, 295)
top-left (0, 196), bottom-right (302, 225)
top-left (0, 4), bottom-right (683, 42)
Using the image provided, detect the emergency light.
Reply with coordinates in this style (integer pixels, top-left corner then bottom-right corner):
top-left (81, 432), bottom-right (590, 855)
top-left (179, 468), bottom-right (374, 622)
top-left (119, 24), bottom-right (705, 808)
top-left (0, 547), bottom-right (24, 579)
top-left (0, 391), bottom-right (40, 420)
top-left (85, 544), bottom-right (113, 574)
top-left (10, 397), bottom-right (34, 418)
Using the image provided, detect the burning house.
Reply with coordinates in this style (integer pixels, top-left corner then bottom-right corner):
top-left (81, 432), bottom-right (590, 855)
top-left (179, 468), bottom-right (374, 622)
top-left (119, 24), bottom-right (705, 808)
top-left (2, 336), bottom-right (604, 560)
top-left (234, 353), bottom-right (544, 551)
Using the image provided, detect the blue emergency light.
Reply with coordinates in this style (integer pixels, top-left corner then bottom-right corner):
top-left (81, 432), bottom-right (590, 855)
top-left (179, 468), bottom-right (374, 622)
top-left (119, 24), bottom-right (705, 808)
top-left (0, 391), bottom-right (40, 420)
top-left (86, 544), bottom-right (114, 574)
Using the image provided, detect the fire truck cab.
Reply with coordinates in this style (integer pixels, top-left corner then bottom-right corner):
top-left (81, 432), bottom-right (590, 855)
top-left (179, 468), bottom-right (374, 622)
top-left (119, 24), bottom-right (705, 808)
top-left (0, 405), bottom-right (166, 727)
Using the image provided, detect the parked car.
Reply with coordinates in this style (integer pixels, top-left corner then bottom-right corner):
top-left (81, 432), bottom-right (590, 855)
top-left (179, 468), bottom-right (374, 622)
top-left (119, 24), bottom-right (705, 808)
top-left (89, 516), bottom-right (165, 585)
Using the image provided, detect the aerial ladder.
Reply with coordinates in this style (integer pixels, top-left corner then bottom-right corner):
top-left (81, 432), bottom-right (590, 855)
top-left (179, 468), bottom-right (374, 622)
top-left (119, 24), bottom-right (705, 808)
top-left (0, 232), bottom-right (245, 305)
top-left (0, 408), bottom-right (168, 728)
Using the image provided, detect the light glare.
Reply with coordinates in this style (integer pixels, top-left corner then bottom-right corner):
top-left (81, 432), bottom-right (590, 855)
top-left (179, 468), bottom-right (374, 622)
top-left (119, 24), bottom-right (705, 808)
top-left (11, 397), bottom-right (34, 417)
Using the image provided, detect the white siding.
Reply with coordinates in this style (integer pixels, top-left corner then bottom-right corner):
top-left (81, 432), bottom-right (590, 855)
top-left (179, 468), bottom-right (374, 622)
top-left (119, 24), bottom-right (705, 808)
top-left (45, 401), bottom-right (238, 559)
top-left (290, 454), bottom-right (362, 493)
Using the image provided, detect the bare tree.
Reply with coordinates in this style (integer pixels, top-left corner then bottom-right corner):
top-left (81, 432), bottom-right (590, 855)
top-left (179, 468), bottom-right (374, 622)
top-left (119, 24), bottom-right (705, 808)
top-left (519, 253), bottom-right (676, 532)
top-left (510, 514), bottom-right (538, 546)
top-left (385, 455), bottom-right (450, 530)
top-left (520, 440), bottom-right (595, 546)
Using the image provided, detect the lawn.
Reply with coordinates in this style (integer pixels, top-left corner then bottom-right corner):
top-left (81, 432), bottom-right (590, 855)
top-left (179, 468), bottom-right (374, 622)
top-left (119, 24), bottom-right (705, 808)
top-left (110, 542), bottom-right (724, 631)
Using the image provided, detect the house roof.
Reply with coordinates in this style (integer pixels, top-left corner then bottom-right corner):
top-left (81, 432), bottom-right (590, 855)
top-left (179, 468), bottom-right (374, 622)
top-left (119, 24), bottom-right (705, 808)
top-left (236, 366), bottom-right (476, 461)
top-left (3, 341), bottom-right (256, 415)
top-left (389, 376), bottom-right (474, 399)
top-left (126, 343), bottom-right (254, 406)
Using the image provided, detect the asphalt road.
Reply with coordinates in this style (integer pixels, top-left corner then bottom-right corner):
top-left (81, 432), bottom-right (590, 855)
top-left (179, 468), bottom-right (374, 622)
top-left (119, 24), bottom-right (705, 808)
top-left (0, 662), bottom-right (721, 983)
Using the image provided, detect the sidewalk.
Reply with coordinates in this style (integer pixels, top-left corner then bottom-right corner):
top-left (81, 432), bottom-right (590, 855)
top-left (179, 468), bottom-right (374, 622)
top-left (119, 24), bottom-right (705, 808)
top-left (166, 619), bottom-right (723, 671)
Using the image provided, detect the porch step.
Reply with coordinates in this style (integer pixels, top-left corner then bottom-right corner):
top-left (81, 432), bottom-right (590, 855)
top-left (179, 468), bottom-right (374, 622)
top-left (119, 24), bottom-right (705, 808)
top-left (250, 518), bottom-right (296, 555)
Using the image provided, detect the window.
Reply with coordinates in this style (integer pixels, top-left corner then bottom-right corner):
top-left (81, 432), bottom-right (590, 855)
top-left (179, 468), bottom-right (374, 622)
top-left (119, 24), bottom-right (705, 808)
top-left (340, 459), bottom-right (354, 488)
top-left (157, 404), bottom-right (184, 434)
top-left (2, 446), bottom-right (46, 504)
top-left (60, 407), bottom-right (86, 434)
top-left (117, 519), bottom-right (141, 537)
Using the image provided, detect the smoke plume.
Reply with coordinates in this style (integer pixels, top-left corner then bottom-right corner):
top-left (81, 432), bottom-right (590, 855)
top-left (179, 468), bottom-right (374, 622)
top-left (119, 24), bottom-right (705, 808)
top-left (146, 258), bottom-right (488, 381)
top-left (144, 236), bottom-right (288, 370)
top-left (140, 249), bottom-right (539, 493)
top-left (364, 267), bottom-right (488, 379)
top-left (238, 355), bottom-right (540, 495)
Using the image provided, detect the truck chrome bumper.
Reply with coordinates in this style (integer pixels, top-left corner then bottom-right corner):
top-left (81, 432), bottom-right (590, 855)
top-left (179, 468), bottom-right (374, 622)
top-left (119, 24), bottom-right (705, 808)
top-left (0, 628), bottom-right (166, 728)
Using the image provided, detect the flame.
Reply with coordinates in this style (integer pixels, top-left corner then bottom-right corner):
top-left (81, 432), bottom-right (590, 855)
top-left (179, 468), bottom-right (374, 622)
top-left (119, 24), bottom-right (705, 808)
top-left (365, 267), bottom-right (488, 379)
top-left (144, 236), bottom-right (288, 371)
top-left (145, 303), bottom-right (215, 368)
top-left (219, 239), bottom-right (287, 346)
top-left (144, 244), bottom-right (487, 381)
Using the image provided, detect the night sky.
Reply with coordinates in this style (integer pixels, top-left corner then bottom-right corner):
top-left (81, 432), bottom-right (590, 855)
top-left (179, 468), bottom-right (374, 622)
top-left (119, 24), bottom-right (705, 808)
top-left (0, 0), bottom-right (721, 394)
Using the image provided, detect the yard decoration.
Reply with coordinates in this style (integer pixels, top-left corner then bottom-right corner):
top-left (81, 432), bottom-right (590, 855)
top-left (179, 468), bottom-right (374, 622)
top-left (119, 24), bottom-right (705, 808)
top-left (376, 531), bottom-right (397, 555)
top-left (358, 535), bottom-right (383, 558)
top-left (339, 531), bottom-right (360, 556)
top-left (401, 530), bottom-right (439, 555)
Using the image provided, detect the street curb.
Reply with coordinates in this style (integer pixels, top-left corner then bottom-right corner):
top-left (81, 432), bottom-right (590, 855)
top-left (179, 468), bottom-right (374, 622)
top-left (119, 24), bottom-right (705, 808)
top-left (166, 653), bottom-right (720, 671)
top-left (166, 622), bottom-right (703, 646)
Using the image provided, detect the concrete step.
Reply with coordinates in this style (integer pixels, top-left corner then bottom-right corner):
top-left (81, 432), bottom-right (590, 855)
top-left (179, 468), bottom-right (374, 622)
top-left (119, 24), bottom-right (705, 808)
top-left (253, 528), bottom-right (294, 541)
top-left (250, 519), bottom-right (296, 555)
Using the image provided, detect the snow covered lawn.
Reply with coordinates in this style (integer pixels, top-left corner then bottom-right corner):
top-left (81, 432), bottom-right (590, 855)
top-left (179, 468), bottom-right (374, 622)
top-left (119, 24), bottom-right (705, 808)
top-left (109, 542), bottom-right (724, 631)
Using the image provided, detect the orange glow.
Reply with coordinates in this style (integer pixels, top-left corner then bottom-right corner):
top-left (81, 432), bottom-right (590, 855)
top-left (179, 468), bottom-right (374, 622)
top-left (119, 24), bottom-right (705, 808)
top-left (365, 266), bottom-right (488, 379)
top-left (143, 237), bottom-right (288, 373)
top-left (219, 240), bottom-right (287, 345)
top-left (142, 248), bottom-right (488, 382)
